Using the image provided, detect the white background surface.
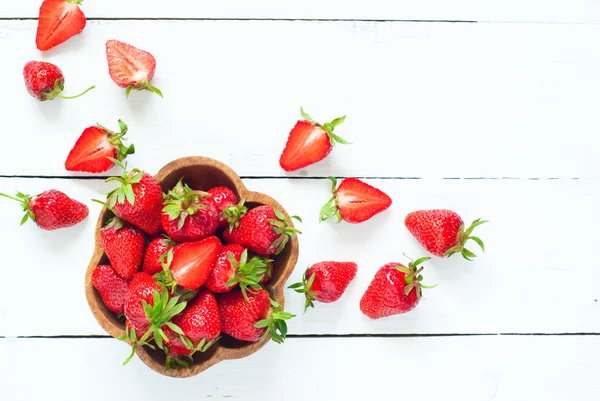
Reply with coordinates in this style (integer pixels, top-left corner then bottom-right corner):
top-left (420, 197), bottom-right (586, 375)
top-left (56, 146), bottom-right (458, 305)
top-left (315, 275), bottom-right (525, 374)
top-left (0, 2), bottom-right (599, 400)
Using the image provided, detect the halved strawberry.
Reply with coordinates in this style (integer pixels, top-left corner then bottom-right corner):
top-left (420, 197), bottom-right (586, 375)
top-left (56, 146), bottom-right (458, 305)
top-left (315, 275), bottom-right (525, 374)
top-left (36, 0), bottom-right (86, 51)
top-left (279, 108), bottom-right (348, 172)
top-left (65, 120), bottom-right (134, 173)
top-left (320, 177), bottom-right (392, 224)
top-left (106, 40), bottom-right (162, 97)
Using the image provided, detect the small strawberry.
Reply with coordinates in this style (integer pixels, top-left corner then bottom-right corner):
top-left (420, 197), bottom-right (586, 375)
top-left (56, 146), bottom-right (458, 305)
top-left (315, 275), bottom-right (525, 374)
top-left (289, 261), bottom-right (357, 312)
top-left (159, 236), bottom-right (222, 291)
top-left (222, 205), bottom-right (301, 256)
top-left (205, 245), bottom-right (270, 297)
top-left (360, 257), bottom-right (435, 319)
top-left (65, 120), bottom-right (135, 173)
top-left (279, 108), bottom-right (349, 172)
top-left (0, 189), bottom-right (88, 230)
top-left (106, 39), bottom-right (162, 97)
top-left (100, 217), bottom-right (145, 280)
top-left (218, 289), bottom-right (294, 344)
top-left (405, 210), bottom-right (488, 260)
top-left (206, 186), bottom-right (247, 231)
top-left (91, 264), bottom-right (130, 314)
top-left (23, 61), bottom-right (94, 101)
top-left (123, 272), bottom-right (162, 337)
top-left (161, 179), bottom-right (219, 242)
top-left (320, 177), bottom-right (392, 224)
top-left (36, 0), bottom-right (86, 51)
top-left (104, 163), bottom-right (163, 236)
top-left (143, 236), bottom-right (176, 276)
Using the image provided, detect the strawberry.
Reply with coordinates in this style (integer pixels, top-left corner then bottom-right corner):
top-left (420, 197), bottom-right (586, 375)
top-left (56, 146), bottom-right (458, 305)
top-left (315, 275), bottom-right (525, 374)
top-left (222, 205), bottom-right (301, 256)
top-left (100, 217), bottom-right (145, 280)
top-left (65, 120), bottom-right (134, 173)
top-left (360, 257), bottom-right (435, 319)
top-left (206, 186), bottom-right (247, 231)
top-left (104, 163), bottom-right (163, 236)
top-left (161, 179), bottom-right (219, 242)
top-left (405, 210), bottom-right (488, 260)
top-left (106, 40), bottom-right (162, 97)
top-left (0, 189), bottom-right (88, 230)
top-left (91, 265), bottom-right (130, 314)
top-left (218, 289), bottom-right (294, 343)
top-left (279, 108), bottom-right (349, 172)
top-left (36, 0), bottom-right (86, 51)
top-left (289, 261), bottom-right (357, 312)
top-left (143, 236), bottom-right (176, 276)
top-left (160, 236), bottom-right (222, 291)
top-left (320, 177), bottom-right (392, 224)
top-left (205, 245), bottom-right (270, 297)
top-left (23, 61), bottom-right (94, 101)
top-left (123, 272), bottom-right (161, 337)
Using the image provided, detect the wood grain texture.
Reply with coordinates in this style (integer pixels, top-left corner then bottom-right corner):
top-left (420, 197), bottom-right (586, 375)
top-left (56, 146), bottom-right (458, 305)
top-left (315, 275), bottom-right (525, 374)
top-left (2, 0), bottom-right (600, 23)
top-left (1, 177), bottom-right (598, 336)
top-left (2, 20), bottom-right (600, 178)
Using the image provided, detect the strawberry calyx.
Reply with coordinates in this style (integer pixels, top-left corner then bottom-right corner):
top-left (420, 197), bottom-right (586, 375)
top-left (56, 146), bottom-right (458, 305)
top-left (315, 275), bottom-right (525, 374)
top-left (222, 199), bottom-right (248, 233)
top-left (162, 178), bottom-right (210, 230)
top-left (443, 218), bottom-right (489, 261)
top-left (105, 161), bottom-right (144, 208)
top-left (125, 79), bottom-right (163, 98)
top-left (67, 0), bottom-right (85, 5)
top-left (266, 209), bottom-right (302, 255)
top-left (288, 268), bottom-right (317, 313)
top-left (97, 119), bottom-right (135, 163)
top-left (0, 191), bottom-right (36, 225)
top-left (155, 248), bottom-right (178, 294)
top-left (395, 257), bottom-right (436, 298)
top-left (224, 249), bottom-right (271, 300)
top-left (300, 107), bottom-right (349, 147)
top-left (319, 176), bottom-right (342, 223)
top-left (164, 335), bottom-right (220, 372)
top-left (254, 298), bottom-right (295, 344)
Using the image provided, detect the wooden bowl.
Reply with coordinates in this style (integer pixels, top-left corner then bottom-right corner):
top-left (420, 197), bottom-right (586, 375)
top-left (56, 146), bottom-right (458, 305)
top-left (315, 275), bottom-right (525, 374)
top-left (85, 156), bottom-right (300, 378)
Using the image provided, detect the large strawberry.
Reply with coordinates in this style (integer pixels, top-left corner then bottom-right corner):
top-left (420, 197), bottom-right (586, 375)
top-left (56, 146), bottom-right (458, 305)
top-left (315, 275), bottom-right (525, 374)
top-left (222, 205), bottom-right (301, 256)
top-left (206, 186), bottom-right (247, 232)
top-left (205, 245), bottom-right (270, 297)
top-left (143, 236), bottom-right (176, 276)
top-left (279, 108), bottom-right (349, 172)
top-left (0, 189), bottom-right (88, 230)
top-left (65, 120), bottom-right (135, 173)
top-left (105, 163), bottom-right (163, 236)
top-left (36, 0), bottom-right (86, 51)
top-left (91, 265), bottom-right (130, 314)
top-left (23, 61), bottom-right (94, 101)
top-left (161, 179), bottom-right (219, 242)
top-left (218, 289), bottom-right (294, 343)
top-left (106, 40), bottom-right (162, 97)
top-left (289, 261), bottom-right (357, 312)
top-left (100, 217), bottom-right (145, 280)
top-left (360, 257), bottom-right (435, 319)
top-left (320, 177), bottom-right (392, 224)
top-left (405, 210), bottom-right (488, 260)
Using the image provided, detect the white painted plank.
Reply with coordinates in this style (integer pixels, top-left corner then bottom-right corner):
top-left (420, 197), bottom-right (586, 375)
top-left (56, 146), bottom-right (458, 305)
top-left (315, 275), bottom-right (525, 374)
top-left (2, 21), bottom-right (600, 178)
top-left (0, 177), bottom-right (598, 336)
top-left (2, 1), bottom-right (600, 23)
top-left (0, 336), bottom-right (598, 400)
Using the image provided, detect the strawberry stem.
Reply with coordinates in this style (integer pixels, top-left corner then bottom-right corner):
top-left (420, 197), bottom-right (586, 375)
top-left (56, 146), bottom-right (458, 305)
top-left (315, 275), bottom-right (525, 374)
top-left (59, 85), bottom-right (96, 99)
top-left (0, 192), bottom-right (35, 225)
top-left (443, 218), bottom-right (489, 261)
top-left (319, 177), bottom-right (342, 223)
top-left (288, 269), bottom-right (317, 313)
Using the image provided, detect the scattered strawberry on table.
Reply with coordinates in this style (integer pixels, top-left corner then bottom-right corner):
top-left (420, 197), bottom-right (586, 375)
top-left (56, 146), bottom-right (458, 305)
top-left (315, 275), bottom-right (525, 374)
top-left (405, 209), bottom-right (487, 260)
top-left (320, 177), bottom-right (392, 223)
top-left (106, 39), bottom-right (163, 97)
top-left (65, 120), bottom-right (135, 173)
top-left (23, 61), bottom-right (95, 101)
top-left (100, 217), bottom-right (145, 280)
top-left (289, 261), bottom-right (357, 312)
top-left (36, 0), bottom-right (86, 51)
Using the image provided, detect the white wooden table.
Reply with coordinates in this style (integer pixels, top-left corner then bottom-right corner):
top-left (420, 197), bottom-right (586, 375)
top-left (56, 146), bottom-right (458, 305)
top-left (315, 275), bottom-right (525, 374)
top-left (1, 2), bottom-right (599, 399)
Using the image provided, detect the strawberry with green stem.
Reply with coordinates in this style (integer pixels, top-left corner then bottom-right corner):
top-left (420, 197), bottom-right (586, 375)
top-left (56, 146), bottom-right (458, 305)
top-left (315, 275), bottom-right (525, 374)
top-left (24, 61), bottom-right (95, 101)
top-left (143, 236), bottom-right (176, 276)
top-left (206, 186), bottom-right (247, 232)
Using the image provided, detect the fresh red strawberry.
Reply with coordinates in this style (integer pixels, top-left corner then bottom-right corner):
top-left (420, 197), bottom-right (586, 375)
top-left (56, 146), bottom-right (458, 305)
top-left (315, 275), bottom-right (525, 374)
top-left (289, 261), bottom-right (357, 312)
top-left (91, 264), bottom-right (130, 314)
top-left (360, 257), bottom-right (435, 319)
top-left (405, 210), bottom-right (488, 260)
top-left (100, 217), bottom-right (145, 280)
top-left (143, 236), bottom-right (176, 276)
top-left (0, 189), bottom-right (88, 230)
top-left (160, 236), bottom-right (222, 290)
top-left (279, 108), bottom-right (349, 172)
top-left (23, 61), bottom-right (94, 101)
top-left (161, 179), bottom-right (219, 242)
top-left (206, 186), bottom-right (247, 231)
top-left (106, 40), bottom-right (162, 97)
top-left (205, 245), bottom-right (270, 297)
top-left (36, 0), bottom-right (86, 51)
top-left (320, 177), bottom-right (392, 224)
top-left (222, 205), bottom-right (301, 256)
top-left (123, 272), bottom-right (161, 337)
top-left (105, 163), bottom-right (163, 236)
top-left (218, 289), bottom-right (294, 343)
top-left (65, 120), bottom-right (134, 173)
